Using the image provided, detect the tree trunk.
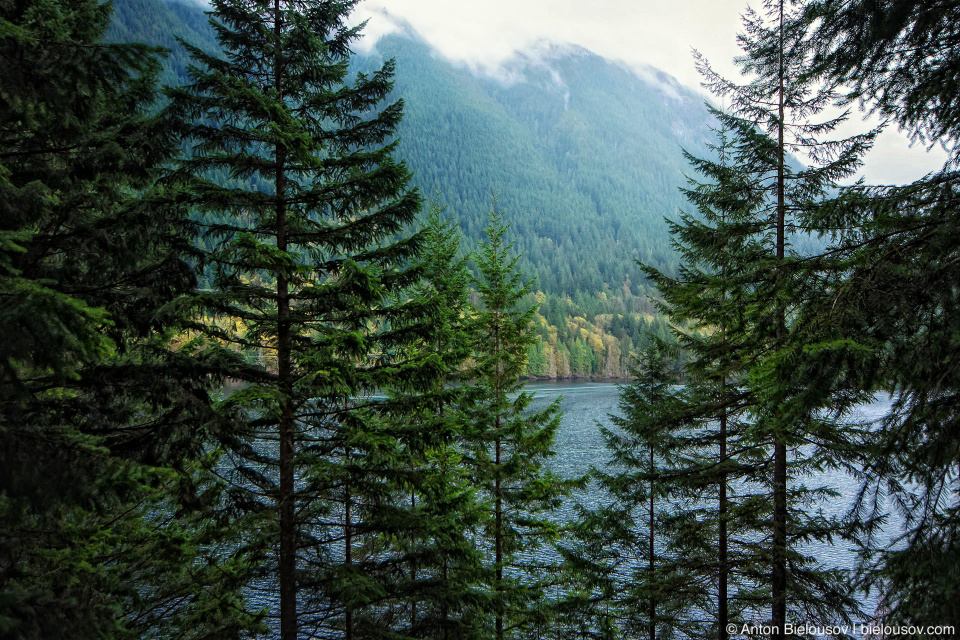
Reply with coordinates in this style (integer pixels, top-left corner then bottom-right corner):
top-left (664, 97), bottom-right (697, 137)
top-left (494, 312), bottom-right (504, 640)
top-left (649, 445), bottom-right (656, 640)
top-left (719, 395), bottom-right (729, 640)
top-left (274, 2), bottom-right (297, 638)
top-left (443, 559), bottom-right (450, 640)
top-left (411, 486), bottom-right (418, 629)
top-left (345, 458), bottom-right (354, 640)
top-left (495, 432), bottom-right (503, 640)
top-left (771, 1), bottom-right (788, 636)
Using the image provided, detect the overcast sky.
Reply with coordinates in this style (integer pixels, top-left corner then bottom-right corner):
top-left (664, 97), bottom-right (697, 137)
top-left (349, 0), bottom-right (947, 185)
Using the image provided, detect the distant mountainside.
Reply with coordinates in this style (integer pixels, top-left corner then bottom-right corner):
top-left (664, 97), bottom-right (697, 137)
top-left (108, 0), bottom-right (717, 300)
top-left (354, 36), bottom-right (715, 296)
top-left (107, 0), bottom-right (217, 88)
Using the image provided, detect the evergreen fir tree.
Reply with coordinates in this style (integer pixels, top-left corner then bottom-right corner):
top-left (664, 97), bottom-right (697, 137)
top-left (795, 0), bottom-right (960, 623)
top-left (636, 123), bottom-right (775, 639)
top-left (805, 0), bottom-right (960, 159)
top-left (803, 175), bottom-right (960, 627)
top-left (0, 0), bottom-right (254, 637)
top-left (466, 204), bottom-right (568, 640)
top-left (664, 0), bottom-right (879, 633)
top-left (358, 201), bottom-right (488, 639)
top-left (560, 340), bottom-right (706, 640)
top-left (167, 1), bottom-right (426, 637)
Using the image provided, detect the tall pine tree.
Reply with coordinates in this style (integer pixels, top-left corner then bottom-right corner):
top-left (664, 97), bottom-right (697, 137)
top-left (794, 0), bottom-right (960, 622)
top-left (561, 340), bottom-right (707, 640)
top-left (466, 204), bottom-right (568, 640)
top-left (638, 123), bottom-right (775, 638)
top-left (659, 0), bottom-right (880, 633)
top-left (354, 202), bottom-right (488, 639)
top-left (167, 1), bottom-right (426, 637)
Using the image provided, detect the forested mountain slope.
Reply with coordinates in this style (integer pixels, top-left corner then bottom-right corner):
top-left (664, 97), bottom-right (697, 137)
top-left (107, 0), bottom-right (218, 88)
top-left (353, 35), bottom-right (715, 296)
top-left (109, 0), bottom-right (716, 301)
top-left (107, 0), bottom-right (721, 376)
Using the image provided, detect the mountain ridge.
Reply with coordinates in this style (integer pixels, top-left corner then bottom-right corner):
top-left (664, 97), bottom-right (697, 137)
top-left (107, 0), bottom-right (717, 377)
top-left (109, 0), bottom-right (719, 299)
top-left (354, 31), bottom-right (716, 294)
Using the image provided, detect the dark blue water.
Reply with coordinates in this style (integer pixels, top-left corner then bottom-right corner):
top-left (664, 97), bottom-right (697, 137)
top-left (252, 381), bottom-right (896, 634)
top-left (526, 380), bottom-right (896, 624)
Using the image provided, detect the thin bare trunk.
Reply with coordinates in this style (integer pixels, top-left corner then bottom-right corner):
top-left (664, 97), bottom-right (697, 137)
top-left (411, 487), bottom-right (418, 628)
top-left (771, 1), bottom-right (788, 636)
top-left (495, 431), bottom-right (503, 640)
top-left (345, 454), bottom-right (354, 640)
top-left (719, 183), bottom-right (730, 640)
top-left (274, 2), bottom-right (296, 638)
top-left (719, 395), bottom-right (729, 640)
top-left (495, 313), bottom-right (504, 640)
top-left (443, 559), bottom-right (449, 640)
top-left (649, 446), bottom-right (656, 640)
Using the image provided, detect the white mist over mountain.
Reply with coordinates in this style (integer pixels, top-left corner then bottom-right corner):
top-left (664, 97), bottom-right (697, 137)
top-left (351, 0), bottom-right (740, 90)
top-left (351, 0), bottom-right (947, 185)
top-left (173, 0), bottom-right (948, 184)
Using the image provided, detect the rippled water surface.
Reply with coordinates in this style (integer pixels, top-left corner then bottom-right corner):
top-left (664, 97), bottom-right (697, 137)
top-left (526, 379), bottom-right (897, 618)
top-left (254, 381), bottom-right (897, 632)
top-left (525, 381), bottom-right (625, 479)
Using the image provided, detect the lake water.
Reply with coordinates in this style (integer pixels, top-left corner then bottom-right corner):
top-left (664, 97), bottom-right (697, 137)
top-left (524, 381), bottom-right (625, 480)
top-left (525, 379), bottom-right (896, 623)
top-left (252, 381), bottom-right (896, 634)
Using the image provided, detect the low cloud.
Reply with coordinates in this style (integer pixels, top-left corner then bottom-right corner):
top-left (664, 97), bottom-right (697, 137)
top-left (169, 0), bottom-right (949, 183)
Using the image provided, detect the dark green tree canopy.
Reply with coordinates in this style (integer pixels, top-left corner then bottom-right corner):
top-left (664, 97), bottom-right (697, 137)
top-left (798, 0), bottom-right (960, 623)
top-left (467, 205), bottom-right (568, 640)
top-left (806, 0), bottom-right (960, 157)
top-left (1, 0), bottom-right (254, 638)
top-left (167, 0), bottom-right (432, 637)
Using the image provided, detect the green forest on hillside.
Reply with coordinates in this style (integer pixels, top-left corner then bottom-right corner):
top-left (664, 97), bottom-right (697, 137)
top-left (103, 0), bottom-right (720, 378)
top-left (3, 0), bottom-right (959, 638)
top-left (101, 0), bottom-right (829, 380)
top-left (104, 0), bottom-right (835, 382)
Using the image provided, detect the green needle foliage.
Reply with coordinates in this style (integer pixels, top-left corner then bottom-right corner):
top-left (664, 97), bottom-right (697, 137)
top-left (561, 340), bottom-right (707, 640)
top-left (805, 0), bottom-right (960, 157)
top-left (802, 174), bottom-right (960, 627)
top-left (466, 204), bottom-right (569, 640)
top-left (14, 0), bottom-right (960, 636)
top-left (0, 0), bottom-right (253, 637)
top-left (166, 0), bottom-right (427, 637)
top-left (350, 201), bottom-right (488, 639)
top-left (796, 0), bottom-right (960, 623)
top-left (637, 125), bottom-right (775, 639)
top-left (644, 0), bottom-right (879, 634)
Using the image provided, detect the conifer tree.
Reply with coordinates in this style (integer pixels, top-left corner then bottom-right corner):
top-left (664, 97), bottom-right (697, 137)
top-left (466, 205), bottom-right (568, 640)
top-left (805, 0), bottom-right (960, 159)
top-left (636, 124), bottom-right (775, 639)
top-left (669, 0), bottom-right (878, 633)
top-left (795, 0), bottom-right (960, 623)
top-left (167, 1), bottom-right (425, 637)
top-left (560, 340), bottom-right (704, 640)
top-left (359, 202), bottom-right (488, 639)
top-left (0, 0), bottom-right (253, 637)
top-left (793, 174), bottom-right (960, 627)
